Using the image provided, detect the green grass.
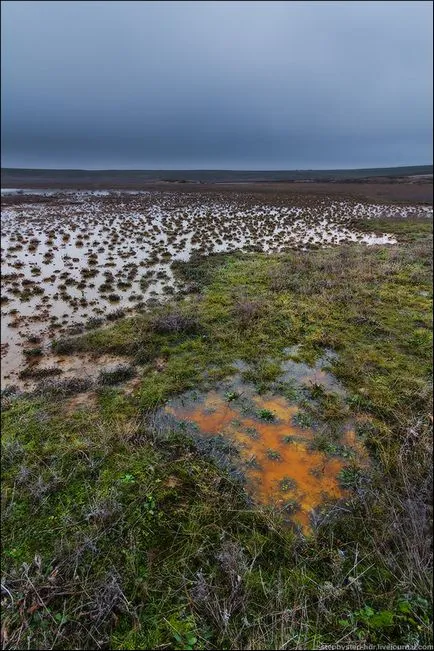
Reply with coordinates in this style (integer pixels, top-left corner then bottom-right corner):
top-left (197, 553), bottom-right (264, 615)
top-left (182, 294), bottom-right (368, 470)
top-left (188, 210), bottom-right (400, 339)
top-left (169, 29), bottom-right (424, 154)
top-left (2, 216), bottom-right (432, 649)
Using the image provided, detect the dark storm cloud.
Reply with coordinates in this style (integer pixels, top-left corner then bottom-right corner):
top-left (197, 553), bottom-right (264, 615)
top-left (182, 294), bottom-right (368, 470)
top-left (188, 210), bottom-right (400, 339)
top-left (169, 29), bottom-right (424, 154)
top-left (1, 0), bottom-right (432, 169)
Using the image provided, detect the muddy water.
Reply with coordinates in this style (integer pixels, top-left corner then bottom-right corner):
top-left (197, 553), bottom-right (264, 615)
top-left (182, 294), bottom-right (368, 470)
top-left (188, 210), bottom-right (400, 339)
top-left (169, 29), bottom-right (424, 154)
top-left (2, 190), bottom-right (426, 386)
top-left (165, 390), bottom-right (354, 531)
top-left (163, 353), bottom-right (367, 532)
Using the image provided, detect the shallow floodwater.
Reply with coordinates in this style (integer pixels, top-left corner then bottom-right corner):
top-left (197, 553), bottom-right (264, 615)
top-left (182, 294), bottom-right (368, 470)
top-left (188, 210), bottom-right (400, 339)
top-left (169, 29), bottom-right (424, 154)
top-left (163, 354), bottom-right (369, 532)
top-left (1, 190), bottom-right (431, 384)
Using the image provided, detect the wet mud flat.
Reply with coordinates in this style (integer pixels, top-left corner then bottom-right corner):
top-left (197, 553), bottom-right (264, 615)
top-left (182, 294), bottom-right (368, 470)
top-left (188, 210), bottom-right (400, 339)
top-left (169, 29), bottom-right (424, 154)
top-left (159, 349), bottom-right (370, 533)
top-left (153, 180), bottom-right (433, 204)
top-left (1, 189), bottom-right (432, 386)
top-left (2, 166), bottom-right (432, 203)
top-left (2, 181), bottom-right (433, 203)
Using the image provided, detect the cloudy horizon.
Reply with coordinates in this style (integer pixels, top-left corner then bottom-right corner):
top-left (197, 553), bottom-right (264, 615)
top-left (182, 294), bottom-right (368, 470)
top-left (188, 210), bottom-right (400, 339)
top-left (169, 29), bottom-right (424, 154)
top-left (1, 0), bottom-right (433, 170)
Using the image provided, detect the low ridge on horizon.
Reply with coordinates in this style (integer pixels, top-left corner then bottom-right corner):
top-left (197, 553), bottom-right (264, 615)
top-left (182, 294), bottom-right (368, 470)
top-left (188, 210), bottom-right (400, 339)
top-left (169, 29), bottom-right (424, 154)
top-left (2, 164), bottom-right (433, 173)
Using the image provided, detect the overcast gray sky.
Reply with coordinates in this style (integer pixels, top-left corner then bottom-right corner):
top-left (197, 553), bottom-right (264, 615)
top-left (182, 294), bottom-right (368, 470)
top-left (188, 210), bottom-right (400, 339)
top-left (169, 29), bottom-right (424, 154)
top-left (1, 0), bottom-right (432, 170)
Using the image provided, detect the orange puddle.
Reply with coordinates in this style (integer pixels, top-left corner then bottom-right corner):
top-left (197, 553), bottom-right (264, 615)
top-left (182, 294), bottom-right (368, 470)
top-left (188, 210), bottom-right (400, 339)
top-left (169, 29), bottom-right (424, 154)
top-left (165, 391), bottom-right (358, 532)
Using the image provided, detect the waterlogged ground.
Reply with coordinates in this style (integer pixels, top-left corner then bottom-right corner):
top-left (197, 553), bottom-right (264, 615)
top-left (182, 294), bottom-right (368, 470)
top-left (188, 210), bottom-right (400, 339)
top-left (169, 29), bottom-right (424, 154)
top-left (162, 349), bottom-right (369, 532)
top-left (1, 200), bottom-right (432, 650)
top-left (2, 189), bottom-right (431, 385)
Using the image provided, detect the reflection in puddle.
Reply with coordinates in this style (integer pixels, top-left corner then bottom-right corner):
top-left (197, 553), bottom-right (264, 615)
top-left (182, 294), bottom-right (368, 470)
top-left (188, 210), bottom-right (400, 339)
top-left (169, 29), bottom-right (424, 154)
top-left (164, 359), bottom-right (366, 532)
top-left (280, 346), bottom-right (345, 395)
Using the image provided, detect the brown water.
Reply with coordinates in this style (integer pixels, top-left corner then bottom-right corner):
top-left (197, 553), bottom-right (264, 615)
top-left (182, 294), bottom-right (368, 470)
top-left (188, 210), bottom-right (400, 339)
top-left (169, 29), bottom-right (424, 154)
top-left (163, 346), bottom-right (369, 533)
top-left (166, 390), bottom-right (349, 531)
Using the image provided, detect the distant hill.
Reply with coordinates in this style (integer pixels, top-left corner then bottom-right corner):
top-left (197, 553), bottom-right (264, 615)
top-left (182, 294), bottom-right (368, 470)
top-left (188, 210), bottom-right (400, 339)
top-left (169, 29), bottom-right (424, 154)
top-left (1, 165), bottom-right (432, 188)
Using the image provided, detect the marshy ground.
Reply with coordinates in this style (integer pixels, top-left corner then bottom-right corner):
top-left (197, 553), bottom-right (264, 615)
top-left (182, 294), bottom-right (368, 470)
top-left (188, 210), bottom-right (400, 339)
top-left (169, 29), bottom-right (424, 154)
top-left (2, 189), bottom-right (430, 388)
top-left (1, 187), bottom-right (433, 649)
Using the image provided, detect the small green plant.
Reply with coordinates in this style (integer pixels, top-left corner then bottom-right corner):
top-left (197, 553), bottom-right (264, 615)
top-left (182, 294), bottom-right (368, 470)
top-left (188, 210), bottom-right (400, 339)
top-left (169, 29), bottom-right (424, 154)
top-left (144, 494), bottom-right (156, 516)
top-left (312, 436), bottom-right (354, 458)
top-left (23, 347), bottom-right (43, 357)
top-left (119, 473), bottom-right (136, 484)
top-left (266, 448), bottom-right (282, 461)
top-left (355, 605), bottom-right (394, 629)
top-left (346, 393), bottom-right (370, 410)
top-left (257, 408), bottom-right (276, 422)
top-left (308, 382), bottom-right (326, 399)
top-left (338, 602), bottom-right (410, 642)
top-left (293, 411), bottom-right (314, 428)
top-left (279, 476), bottom-right (297, 492)
top-left (338, 465), bottom-right (363, 488)
top-left (166, 613), bottom-right (198, 650)
top-left (51, 337), bottom-right (78, 354)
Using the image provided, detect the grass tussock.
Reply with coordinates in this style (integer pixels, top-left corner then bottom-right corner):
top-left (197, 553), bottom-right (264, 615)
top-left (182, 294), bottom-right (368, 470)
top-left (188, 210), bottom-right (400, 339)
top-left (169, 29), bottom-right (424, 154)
top-left (18, 366), bottom-right (63, 380)
top-left (98, 364), bottom-right (136, 386)
top-left (151, 311), bottom-right (202, 335)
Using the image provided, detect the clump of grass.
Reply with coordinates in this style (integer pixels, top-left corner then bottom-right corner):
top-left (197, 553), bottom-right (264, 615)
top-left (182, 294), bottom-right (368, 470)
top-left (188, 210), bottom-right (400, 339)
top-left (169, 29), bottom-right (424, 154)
top-left (293, 410), bottom-right (315, 428)
top-left (107, 293), bottom-right (121, 302)
top-left (233, 298), bottom-right (265, 328)
top-left (19, 366), bottom-right (63, 380)
top-left (23, 348), bottom-right (43, 358)
top-left (224, 391), bottom-right (240, 402)
top-left (266, 448), bottom-right (282, 460)
top-left (338, 464), bottom-right (364, 488)
top-left (257, 408), bottom-right (276, 422)
top-left (34, 376), bottom-right (94, 397)
top-left (279, 476), bottom-right (297, 492)
top-left (243, 360), bottom-right (282, 392)
top-left (151, 311), bottom-right (201, 335)
top-left (1, 385), bottom-right (19, 398)
top-left (106, 308), bottom-right (126, 321)
top-left (51, 337), bottom-right (79, 354)
top-left (27, 335), bottom-right (42, 345)
top-left (85, 316), bottom-right (104, 330)
top-left (98, 364), bottom-right (136, 386)
top-left (66, 324), bottom-right (85, 336)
